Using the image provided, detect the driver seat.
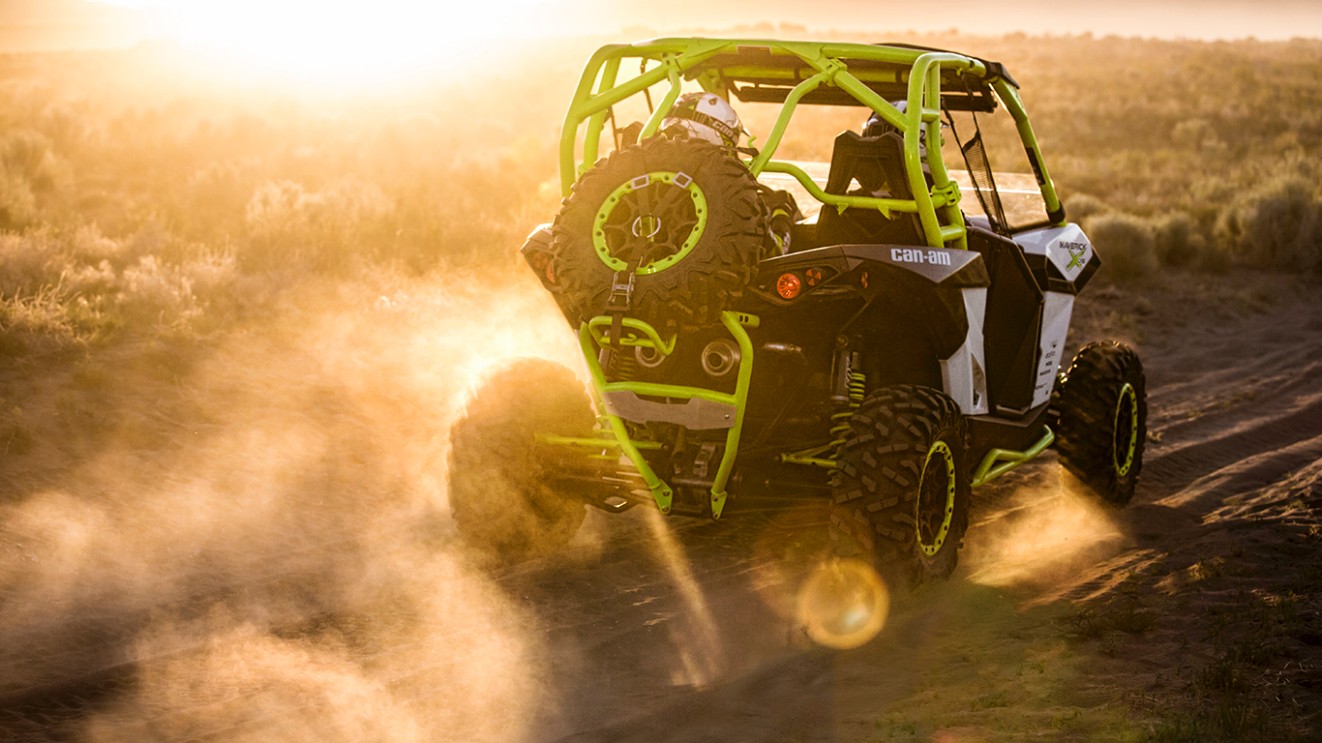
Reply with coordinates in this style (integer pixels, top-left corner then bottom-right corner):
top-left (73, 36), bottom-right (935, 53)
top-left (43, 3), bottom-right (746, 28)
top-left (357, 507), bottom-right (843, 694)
top-left (815, 130), bottom-right (925, 247)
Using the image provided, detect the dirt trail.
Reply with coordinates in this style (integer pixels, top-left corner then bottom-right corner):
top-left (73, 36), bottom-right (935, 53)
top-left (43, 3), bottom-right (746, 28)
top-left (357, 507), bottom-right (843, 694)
top-left (1, 272), bottom-right (1320, 741)
top-left (508, 273), bottom-right (1322, 742)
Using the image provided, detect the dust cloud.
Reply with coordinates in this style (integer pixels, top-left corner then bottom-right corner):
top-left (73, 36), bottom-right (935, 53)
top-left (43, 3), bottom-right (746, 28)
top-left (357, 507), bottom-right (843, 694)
top-left (0, 271), bottom-right (584, 741)
top-left (964, 470), bottom-right (1127, 596)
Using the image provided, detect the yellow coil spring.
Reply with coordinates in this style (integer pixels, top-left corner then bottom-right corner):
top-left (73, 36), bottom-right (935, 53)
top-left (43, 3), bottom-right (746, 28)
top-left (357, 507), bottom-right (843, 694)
top-left (828, 370), bottom-right (867, 454)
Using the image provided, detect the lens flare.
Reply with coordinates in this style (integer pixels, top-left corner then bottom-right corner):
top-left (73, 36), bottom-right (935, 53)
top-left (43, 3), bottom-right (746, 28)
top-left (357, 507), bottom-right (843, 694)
top-left (796, 558), bottom-right (889, 649)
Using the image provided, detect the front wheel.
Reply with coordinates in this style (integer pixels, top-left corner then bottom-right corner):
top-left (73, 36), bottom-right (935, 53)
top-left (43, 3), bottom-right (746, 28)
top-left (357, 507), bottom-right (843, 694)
top-left (447, 358), bottom-right (591, 562)
top-left (830, 385), bottom-right (972, 589)
top-left (1051, 341), bottom-right (1148, 506)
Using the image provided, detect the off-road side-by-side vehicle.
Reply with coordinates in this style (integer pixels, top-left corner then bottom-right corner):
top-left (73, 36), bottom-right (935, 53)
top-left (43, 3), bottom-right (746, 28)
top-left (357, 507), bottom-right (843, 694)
top-left (448, 38), bottom-right (1148, 587)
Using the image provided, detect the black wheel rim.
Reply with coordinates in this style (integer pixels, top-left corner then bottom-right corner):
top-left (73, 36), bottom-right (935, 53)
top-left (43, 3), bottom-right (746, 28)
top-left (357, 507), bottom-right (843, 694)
top-left (1113, 382), bottom-right (1139, 478)
top-left (917, 440), bottom-right (957, 557)
top-left (592, 171), bottom-right (707, 274)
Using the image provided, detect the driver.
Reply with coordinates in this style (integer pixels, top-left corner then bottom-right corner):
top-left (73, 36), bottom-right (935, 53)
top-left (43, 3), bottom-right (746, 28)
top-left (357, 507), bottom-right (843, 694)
top-left (661, 92), bottom-right (745, 148)
top-left (663, 92), bottom-right (801, 255)
top-left (861, 99), bottom-right (934, 196)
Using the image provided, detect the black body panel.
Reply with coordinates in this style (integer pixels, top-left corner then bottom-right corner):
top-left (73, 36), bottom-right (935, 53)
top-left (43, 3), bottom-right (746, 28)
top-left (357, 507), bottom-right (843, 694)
top-left (815, 131), bottom-right (925, 248)
top-left (731, 244), bottom-right (988, 445)
top-left (967, 404), bottom-right (1051, 467)
top-left (967, 227), bottom-right (1043, 413)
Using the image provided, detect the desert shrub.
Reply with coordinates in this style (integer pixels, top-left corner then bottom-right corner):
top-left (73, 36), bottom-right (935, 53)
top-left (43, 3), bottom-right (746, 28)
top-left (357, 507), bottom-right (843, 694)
top-left (0, 129), bottom-right (62, 191)
top-left (242, 179), bottom-right (316, 271)
top-left (0, 171), bottom-right (36, 229)
top-left (1214, 176), bottom-right (1322, 272)
top-left (243, 177), bottom-right (396, 274)
top-left (180, 159), bottom-right (257, 239)
top-left (243, 179), bottom-right (305, 234)
top-left (178, 251), bottom-right (238, 299)
top-left (0, 231), bottom-right (57, 295)
top-left (1086, 212), bottom-right (1158, 280)
top-left (1150, 212), bottom-right (1207, 269)
top-left (0, 129), bottom-right (69, 229)
top-left (1064, 193), bottom-right (1110, 222)
top-left (115, 255), bottom-right (203, 330)
top-left (0, 229), bottom-right (118, 301)
top-left (0, 222), bottom-right (226, 347)
top-left (59, 259), bottom-right (117, 297)
top-left (1171, 117), bottom-right (1225, 153)
top-left (318, 178), bottom-right (395, 235)
top-left (0, 287), bottom-right (87, 355)
top-left (68, 224), bottom-right (124, 266)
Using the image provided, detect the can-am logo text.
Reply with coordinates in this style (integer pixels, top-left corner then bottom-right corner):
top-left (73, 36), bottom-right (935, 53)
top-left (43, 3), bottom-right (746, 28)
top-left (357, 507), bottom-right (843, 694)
top-left (891, 248), bottom-right (952, 266)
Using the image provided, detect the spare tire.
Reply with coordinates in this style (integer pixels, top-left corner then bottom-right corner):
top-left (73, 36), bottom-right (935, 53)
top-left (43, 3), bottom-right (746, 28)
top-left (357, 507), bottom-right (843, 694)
top-left (551, 137), bottom-right (767, 332)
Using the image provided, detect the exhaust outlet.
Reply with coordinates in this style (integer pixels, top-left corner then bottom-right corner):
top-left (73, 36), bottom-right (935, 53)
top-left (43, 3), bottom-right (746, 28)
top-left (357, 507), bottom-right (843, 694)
top-left (701, 339), bottom-right (740, 378)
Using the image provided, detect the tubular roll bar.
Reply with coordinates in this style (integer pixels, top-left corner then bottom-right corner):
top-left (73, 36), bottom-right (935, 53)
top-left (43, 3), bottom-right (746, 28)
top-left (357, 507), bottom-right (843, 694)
top-left (559, 38), bottom-right (1067, 254)
top-left (577, 311), bottom-right (759, 519)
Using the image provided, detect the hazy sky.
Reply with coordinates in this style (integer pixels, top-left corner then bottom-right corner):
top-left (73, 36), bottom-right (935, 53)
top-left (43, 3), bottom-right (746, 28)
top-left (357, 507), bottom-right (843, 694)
top-left (0, 0), bottom-right (1319, 52)
top-left (553, 0), bottom-right (1322, 40)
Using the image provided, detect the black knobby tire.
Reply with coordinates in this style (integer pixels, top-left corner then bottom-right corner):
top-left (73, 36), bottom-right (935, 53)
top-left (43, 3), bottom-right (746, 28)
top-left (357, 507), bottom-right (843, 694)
top-left (830, 385), bottom-right (972, 589)
top-left (1051, 341), bottom-right (1147, 506)
top-left (551, 137), bottom-right (767, 332)
top-left (447, 358), bottom-right (591, 562)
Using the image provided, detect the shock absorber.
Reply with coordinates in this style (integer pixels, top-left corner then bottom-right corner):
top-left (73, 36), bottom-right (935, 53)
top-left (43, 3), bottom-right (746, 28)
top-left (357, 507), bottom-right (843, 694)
top-left (828, 349), bottom-right (866, 456)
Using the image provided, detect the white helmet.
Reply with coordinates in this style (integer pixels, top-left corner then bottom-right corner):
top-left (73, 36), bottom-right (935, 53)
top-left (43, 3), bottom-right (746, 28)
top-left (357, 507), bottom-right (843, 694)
top-left (863, 100), bottom-right (907, 137)
top-left (662, 92), bottom-right (743, 148)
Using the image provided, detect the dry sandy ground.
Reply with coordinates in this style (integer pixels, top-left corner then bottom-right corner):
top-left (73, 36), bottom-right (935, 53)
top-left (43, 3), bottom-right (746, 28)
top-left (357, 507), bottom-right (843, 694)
top-left (0, 269), bottom-right (1319, 742)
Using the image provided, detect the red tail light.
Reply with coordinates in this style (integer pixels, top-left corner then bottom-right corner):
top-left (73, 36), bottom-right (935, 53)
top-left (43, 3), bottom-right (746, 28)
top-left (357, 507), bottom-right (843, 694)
top-left (776, 272), bottom-right (802, 300)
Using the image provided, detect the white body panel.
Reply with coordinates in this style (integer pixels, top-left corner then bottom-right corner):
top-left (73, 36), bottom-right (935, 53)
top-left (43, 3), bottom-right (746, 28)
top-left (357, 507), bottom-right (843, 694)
top-left (1033, 291), bottom-right (1074, 407)
top-left (1014, 222), bottom-right (1094, 284)
top-left (941, 287), bottom-right (990, 415)
top-left (1014, 223), bottom-right (1092, 406)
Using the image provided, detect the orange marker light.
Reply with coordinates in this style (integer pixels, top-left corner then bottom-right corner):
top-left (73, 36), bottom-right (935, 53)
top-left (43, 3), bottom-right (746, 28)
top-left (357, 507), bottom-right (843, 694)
top-left (776, 272), bottom-right (802, 300)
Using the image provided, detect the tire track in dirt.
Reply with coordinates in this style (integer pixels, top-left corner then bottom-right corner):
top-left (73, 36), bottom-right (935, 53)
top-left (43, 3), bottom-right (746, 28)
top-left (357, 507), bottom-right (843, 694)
top-left (518, 276), bottom-right (1322, 742)
top-left (1144, 394), bottom-right (1322, 499)
top-left (1140, 294), bottom-right (1322, 511)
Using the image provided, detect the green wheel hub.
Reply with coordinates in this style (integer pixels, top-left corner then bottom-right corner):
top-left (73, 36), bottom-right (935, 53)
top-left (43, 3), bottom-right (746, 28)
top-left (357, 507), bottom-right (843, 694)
top-left (1113, 382), bottom-right (1139, 477)
top-left (592, 170), bottom-right (708, 275)
top-left (917, 440), bottom-right (957, 557)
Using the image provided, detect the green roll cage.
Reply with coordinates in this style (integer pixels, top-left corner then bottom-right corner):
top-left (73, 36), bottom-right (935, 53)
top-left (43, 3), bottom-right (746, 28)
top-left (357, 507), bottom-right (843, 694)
top-left (558, 37), bottom-right (1067, 251)
top-left (548, 39), bottom-right (1067, 519)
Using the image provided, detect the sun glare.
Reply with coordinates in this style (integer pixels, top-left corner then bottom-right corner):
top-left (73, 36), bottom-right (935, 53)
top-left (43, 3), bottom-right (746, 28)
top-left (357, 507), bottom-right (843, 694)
top-left (102, 0), bottom-right (553, 87)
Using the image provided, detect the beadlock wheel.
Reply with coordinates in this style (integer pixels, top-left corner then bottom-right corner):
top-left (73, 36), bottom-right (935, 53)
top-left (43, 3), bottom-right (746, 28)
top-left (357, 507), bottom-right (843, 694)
top-left (551, 136), bottom-right (767, 332)
top-left (1051, 341), bottom-right (1148, 506)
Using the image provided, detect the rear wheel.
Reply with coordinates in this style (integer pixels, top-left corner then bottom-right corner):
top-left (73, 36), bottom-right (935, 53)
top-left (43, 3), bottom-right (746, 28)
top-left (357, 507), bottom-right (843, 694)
top-left (830, 385), bottom-right (971, 589)
top-left (447, 358), bottom-right (591, 562)
top-left (1051, 341), bottom-right (1148, 506)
